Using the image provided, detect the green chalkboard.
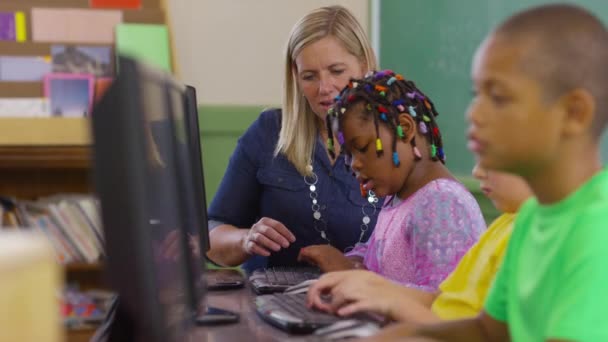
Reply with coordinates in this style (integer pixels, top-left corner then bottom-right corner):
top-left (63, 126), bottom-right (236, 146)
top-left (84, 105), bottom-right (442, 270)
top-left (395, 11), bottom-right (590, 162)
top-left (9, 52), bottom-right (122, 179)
top-left (380, 0), bottom-right (608, 175)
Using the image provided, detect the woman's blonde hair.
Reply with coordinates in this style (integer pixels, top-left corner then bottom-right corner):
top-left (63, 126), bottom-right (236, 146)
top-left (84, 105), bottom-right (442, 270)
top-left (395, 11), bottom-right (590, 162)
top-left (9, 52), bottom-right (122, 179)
top-left (275, 5), bottom-right (377, 176)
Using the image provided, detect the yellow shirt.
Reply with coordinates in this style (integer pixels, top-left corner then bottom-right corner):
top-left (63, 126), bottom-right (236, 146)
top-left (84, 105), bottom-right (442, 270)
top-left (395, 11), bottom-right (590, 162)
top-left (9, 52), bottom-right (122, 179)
top-left (431, 213), bottom-right (515, 320)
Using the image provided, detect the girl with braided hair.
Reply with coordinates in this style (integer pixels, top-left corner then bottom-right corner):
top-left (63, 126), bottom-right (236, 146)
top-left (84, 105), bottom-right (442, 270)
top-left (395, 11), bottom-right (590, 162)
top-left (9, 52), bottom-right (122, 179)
top-left (299, 70), bottom-right (485, 291)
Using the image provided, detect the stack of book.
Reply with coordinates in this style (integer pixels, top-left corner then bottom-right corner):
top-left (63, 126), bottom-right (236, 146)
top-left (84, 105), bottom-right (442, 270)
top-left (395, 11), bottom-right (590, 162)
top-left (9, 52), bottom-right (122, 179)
top-left (0, 194), bottom-right (103, 264)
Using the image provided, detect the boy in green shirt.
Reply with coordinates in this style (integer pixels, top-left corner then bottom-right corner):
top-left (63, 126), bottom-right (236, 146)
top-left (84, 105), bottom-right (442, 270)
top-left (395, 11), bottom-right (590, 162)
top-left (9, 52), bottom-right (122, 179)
top-left (366, 3), bottom-right (608, 341)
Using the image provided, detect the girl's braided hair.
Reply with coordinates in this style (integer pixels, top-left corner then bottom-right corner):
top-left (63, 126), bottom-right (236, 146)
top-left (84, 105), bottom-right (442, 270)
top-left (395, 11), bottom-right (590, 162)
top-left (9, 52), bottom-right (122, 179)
top-left (326, 70), bottom-right (446, 167)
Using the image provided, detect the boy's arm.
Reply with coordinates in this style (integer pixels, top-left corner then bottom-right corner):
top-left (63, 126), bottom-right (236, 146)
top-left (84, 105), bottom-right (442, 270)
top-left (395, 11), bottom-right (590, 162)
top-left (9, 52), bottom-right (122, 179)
top-left (361, 312), bottom-right (509, 342)
top-left (399, 286), bottom-right (438, 308)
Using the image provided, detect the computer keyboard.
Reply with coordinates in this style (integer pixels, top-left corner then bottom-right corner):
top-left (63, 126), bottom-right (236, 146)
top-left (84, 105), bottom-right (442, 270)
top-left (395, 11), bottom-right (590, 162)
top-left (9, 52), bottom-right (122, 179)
top-left (255, 292), bottom-right (340, 334)
top-left (264, 267), bottom-right (320, 285)
top-left (249, 267), bottom-right (321, 294)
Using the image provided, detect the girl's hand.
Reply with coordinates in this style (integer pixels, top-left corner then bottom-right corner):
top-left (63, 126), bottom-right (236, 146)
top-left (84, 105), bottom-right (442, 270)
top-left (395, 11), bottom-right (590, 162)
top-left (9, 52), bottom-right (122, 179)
top-left (241, 217), bottom-right (296, 257)
top-left (297, 245), bottom-right (354, 272)
top-left (306, 270), bottom-right (426, 322)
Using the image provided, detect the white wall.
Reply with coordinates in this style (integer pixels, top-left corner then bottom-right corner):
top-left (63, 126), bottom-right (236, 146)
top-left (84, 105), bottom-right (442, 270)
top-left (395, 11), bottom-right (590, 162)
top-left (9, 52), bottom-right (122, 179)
top-left (166, 0), bottom-right (370, 106)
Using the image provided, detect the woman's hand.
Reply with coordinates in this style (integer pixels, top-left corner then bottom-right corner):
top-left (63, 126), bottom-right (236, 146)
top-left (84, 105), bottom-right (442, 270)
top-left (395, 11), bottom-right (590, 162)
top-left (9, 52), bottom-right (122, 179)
top-left (306, 270), bottom-right (435, 322)
top-left (241, 217), bottom-right (296, 257)
top-left (298, 245), bottom-right (354, 272)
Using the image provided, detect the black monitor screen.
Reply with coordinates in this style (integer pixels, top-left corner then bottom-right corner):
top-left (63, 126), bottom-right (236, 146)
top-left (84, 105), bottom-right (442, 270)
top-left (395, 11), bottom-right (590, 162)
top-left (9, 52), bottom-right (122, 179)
top-left (163, 80), bottom-right (206, 317)
top-left (183, 85), bottom-right (211, 254)
top-left (92, 56), bottom-right (193, 342)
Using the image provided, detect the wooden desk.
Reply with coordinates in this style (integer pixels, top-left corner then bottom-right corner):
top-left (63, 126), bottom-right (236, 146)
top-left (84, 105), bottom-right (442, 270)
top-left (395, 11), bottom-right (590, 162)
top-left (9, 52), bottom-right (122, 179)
top-left (71, 282), bottom-right (345, 341)
top-left (192, 284), bottom-right (315, 341)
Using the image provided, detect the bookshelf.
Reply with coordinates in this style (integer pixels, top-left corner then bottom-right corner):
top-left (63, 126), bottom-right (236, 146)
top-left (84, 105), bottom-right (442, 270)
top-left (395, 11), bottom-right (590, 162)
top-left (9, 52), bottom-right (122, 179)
top-left (0, 136), bottom-right (102, 276)
top-left (0, 1), bottom-right (175, 340)
top-left (0, 122), bottom-right (102, 342)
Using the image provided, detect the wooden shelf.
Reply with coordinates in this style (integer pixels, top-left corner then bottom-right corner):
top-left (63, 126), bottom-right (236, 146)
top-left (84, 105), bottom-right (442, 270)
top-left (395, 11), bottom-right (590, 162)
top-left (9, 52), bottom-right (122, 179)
top-left (65, 262), bottom-right (103, 272)
top-left (0, 145), bottom-right (91, 169)
top-left (64, 262), bottom-right (107, 291)
top-left (0, 118), bottom-right (91, 146)
top-left (0, 146), bottom-right (93, 199)
top-left (67, 325), bottom-right (99, 342)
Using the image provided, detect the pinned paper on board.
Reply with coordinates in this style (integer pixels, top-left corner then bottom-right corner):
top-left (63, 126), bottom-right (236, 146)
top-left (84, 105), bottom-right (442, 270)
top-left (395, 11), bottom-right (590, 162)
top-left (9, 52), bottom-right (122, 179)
top-left (0, 98), bottom-right (49, 117)
top-left (115, 24), bottom-right (171, 72)
top-left (91, 0), bottom-right (142, 10)
top-left (0, 56), bottom-right (52, 81)
top-left (94, 77), bottom-right (113, 103)
top-left (31, 8), bottom-right (122, 44)
top-left (51, 45), bottom-right (113, 78)
top-left (44, 73), bottom-right (94, 117)
top-left (0, 11), bottom-right (27, 42)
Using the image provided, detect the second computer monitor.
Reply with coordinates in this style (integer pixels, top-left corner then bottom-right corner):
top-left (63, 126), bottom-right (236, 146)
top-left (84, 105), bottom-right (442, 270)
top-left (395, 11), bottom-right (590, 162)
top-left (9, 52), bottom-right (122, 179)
top-left (183, 85), bottom-right (210, 254)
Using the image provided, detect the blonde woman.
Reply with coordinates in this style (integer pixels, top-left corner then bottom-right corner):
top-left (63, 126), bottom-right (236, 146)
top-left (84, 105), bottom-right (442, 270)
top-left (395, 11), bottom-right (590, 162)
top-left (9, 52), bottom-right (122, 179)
top-left (207, 5), bottom-right (379, 273)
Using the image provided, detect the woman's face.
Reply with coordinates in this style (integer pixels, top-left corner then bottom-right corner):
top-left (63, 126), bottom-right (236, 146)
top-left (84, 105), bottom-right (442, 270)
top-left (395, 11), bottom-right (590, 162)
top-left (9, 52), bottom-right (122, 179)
top-left (294, 35), bottom-right (366, 120)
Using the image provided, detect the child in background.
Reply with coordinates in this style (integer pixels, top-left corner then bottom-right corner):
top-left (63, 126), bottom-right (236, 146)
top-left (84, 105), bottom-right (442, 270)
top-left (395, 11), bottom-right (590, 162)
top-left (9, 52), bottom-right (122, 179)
top-left (305, 163), bottom-right (532, 324)
top-left (298, 70), bottom-right (485, 292)
top-left (430, 163), bottom-right (532, 320)
top-left (364, 4), bottom-right (608, 341)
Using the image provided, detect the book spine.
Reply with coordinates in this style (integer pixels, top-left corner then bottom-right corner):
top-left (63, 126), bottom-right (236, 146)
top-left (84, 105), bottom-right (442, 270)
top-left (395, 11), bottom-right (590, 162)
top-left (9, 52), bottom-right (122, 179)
top-left (39, 215), bottom-right (78, 264)
top-left (33, 216), bottom-right (70, 263)
top-left (55, 203), bottom-right (99, 263)
top-left (47, 204), bottom-right (87, 262)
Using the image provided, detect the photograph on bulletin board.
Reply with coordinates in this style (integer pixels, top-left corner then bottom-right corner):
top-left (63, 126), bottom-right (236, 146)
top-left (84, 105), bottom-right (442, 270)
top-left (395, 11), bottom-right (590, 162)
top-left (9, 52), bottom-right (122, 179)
top-left (44, 73), bottom-right (94, 117)
top-left (90, 0), bottom-right (142, 10)
top-left (51, 45), bottom-right (113, 78)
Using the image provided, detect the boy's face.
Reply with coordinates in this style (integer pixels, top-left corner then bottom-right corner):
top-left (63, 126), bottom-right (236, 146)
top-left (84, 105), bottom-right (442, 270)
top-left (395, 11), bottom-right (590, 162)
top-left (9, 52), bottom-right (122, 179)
top-left (341, 105), bottom-right (413, 198)
top-left (466, 35), bottom-right (564, 176)
top-left (472, 163), bottom-right (532, 213)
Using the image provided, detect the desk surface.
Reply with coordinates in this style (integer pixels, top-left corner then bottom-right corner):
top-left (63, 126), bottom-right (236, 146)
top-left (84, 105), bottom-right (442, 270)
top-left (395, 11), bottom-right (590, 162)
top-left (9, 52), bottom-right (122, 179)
top-left (192, 284), bottom-right (321, 341)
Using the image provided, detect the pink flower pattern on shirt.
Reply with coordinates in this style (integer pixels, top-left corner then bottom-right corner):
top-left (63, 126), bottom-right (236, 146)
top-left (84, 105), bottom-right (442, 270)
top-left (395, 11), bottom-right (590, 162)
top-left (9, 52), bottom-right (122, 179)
top-left (347, 179), bottom-right (485, 292)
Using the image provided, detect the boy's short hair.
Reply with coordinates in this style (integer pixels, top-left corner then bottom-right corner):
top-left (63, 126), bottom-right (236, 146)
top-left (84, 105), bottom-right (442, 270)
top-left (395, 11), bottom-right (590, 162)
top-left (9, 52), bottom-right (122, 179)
top-left (495, 4), bottom-right (608, 138)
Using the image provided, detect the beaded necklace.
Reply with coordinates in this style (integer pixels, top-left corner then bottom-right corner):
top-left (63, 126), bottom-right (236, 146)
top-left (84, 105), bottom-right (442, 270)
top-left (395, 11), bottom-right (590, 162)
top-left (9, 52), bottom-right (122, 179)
top-left (303, 164), bottom-right (378, 252)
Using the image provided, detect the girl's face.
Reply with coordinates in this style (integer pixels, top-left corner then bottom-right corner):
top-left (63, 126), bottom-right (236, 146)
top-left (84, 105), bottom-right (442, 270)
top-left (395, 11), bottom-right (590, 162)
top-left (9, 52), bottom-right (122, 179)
top-left (341, 104), bottom-right (416, 198)
top-left (294, 36), bottom-right (366, 120)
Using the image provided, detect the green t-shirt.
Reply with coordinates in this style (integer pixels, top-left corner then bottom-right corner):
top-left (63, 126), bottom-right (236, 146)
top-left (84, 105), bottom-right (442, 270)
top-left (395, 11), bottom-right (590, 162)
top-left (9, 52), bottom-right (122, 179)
top-left (485, 168), bottom-right (608, 341)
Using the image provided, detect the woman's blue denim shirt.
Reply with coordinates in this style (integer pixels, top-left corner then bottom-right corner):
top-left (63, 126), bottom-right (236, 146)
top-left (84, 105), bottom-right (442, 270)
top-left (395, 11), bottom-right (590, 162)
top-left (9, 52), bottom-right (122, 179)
top-left (207, 109), bottom-right (379, 273)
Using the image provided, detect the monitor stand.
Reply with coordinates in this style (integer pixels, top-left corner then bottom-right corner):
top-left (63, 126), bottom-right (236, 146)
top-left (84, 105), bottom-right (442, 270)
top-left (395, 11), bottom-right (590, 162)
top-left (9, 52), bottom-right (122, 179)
top-left (195, 305), bottom-right (240, 325)
top-left (205, 269), bottom-right (245, 290)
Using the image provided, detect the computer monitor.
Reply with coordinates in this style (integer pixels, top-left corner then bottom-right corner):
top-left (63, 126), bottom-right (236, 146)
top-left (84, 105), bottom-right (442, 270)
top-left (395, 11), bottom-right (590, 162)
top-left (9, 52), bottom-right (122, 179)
top-left (146, 77), bottom-right (239, 324)
top-left (170, 84), bottom-right (240, 322)
top-left (161, 79), bottom-right (208, 322)
top-left (182, 86), bottom-right (244, 292)
top-left (91, 56), bottom-right (194, 342)
top-left (183, 85), bottom-right (210, 254)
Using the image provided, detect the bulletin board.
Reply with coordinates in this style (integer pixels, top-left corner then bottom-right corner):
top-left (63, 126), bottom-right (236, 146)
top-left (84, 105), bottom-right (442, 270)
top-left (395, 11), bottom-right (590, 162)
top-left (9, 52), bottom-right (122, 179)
top-left (0, 0), bottom-right (173, 119)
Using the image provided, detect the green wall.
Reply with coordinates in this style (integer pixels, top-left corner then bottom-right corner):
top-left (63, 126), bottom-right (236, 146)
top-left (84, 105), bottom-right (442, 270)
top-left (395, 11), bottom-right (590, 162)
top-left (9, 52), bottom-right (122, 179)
top-left (379, 0), bottom-right (608, 175)
top-left (198, 105), bottom-right (263, 203)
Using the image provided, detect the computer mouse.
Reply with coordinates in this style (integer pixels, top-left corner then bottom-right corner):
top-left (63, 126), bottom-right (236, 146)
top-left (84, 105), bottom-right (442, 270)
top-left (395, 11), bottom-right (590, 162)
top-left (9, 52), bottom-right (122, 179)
top-left (313, 319), bottom-right (380, 340)
top-left (283, 279), bottom-right (318, 294)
